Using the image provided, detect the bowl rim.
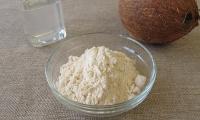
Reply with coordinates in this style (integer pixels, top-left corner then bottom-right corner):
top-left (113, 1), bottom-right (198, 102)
top-left (45, 33), bottom-right (157, 110)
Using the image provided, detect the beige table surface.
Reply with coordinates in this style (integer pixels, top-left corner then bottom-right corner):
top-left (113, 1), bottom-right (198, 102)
top-left (0, 0), bottom-right (200, 120)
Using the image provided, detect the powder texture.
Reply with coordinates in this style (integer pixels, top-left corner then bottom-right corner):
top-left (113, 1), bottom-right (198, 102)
top-left (57, 46), bottom-right (146, 105)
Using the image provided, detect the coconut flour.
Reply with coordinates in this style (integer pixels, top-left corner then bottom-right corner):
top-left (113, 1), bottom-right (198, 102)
top-left (57, 46), bottom-right (146, 105)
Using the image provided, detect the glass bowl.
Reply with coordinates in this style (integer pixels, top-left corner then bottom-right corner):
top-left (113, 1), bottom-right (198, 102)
top-left (45, 33), bottom-right (157, 117)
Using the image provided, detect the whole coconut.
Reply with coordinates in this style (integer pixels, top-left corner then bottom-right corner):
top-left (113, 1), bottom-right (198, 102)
top-left (119, 0), bottom-right (199, 44)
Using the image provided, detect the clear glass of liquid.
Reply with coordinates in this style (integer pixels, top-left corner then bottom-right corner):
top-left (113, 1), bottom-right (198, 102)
top-left (22, 0), bottom-right (67, 47)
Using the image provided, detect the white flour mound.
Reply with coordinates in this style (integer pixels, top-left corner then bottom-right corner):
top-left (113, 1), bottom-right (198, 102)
top-left (57, 46), bottom-right (146, 105)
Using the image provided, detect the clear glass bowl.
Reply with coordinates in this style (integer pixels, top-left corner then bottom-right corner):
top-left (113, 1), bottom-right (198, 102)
top-left (45, 33), bottom-right (157, 117)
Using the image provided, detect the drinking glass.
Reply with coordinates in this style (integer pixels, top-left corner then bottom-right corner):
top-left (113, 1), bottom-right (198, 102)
top-left (22, 0), bottom-right (67, 47)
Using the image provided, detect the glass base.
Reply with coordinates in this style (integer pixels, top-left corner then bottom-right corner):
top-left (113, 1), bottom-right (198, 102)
top-left (28, 28), bottom-right (67, 47)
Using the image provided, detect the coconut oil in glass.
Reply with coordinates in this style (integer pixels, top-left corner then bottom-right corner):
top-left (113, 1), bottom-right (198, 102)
top-left (22, 0), bottom-right (66, 47)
